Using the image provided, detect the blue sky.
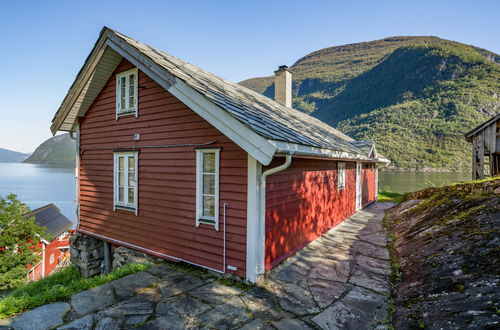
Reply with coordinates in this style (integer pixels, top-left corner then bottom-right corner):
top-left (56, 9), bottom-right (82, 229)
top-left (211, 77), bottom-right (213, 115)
top-left (1, 0), bottom-right (499, 153)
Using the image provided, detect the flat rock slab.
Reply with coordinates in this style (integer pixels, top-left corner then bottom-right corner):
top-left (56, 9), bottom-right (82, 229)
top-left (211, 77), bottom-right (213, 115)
top-left (109, 271), bottom-right (158, 299)
top-left (309, 278), bottom-right (353, 308)
top-left (312, 287), bottom-right (387, 329)
top-left (188, 281), bottom-right (242, 304)
top-left (156, 293), bottom-right (212, 316)
top-left (241, 286), bottom-right (283, 321)
top-left (240, 318), bottom-right (273, 330)
top-left (349, 266), bottom-right (390, 294)
top-left (273, 318), bottom-right (313, 330)
top-left (146, 263), bottom-right (183, 279)
top-left (193, 296), bottom-right (250, 329)
top-left (271, 281), bottom-right (320, 315)
top-left (354, 241), bottom-right (390, 260)
top-left (94, 317), bottom-right (121, 330)
top-left (58, 314), bottom-right (94, 329)
top-left (97, 291), bottom-right (156, 319)
top-left (354, 254), bottom-right (391, 276)
top-left (309, 259), bottom-right (350, 283)
top-left (158, 274), bottom-right (208, 298)
top-left (136, 314), bottom-right (188, 329)
top-left (71, 283), bottom-right (115, 317)
top-left (8, 302), bottom-right (70, 330)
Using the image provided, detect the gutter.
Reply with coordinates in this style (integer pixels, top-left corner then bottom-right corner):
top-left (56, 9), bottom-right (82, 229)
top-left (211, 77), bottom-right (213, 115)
top-left (257, 154), bottom-right (292, 274)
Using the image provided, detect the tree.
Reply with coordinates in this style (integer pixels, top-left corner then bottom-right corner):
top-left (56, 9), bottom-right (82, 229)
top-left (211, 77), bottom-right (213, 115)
top-left (0, 194), bottom-right (48, 290)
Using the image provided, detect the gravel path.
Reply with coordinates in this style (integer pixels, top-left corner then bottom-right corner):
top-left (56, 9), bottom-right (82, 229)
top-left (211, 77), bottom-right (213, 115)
top-left (1, 203), bottom-right (394, 330)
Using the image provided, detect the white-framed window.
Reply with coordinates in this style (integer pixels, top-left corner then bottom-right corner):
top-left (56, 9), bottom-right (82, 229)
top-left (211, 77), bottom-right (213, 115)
top-left (114, 152), bottom-right (138, 213)
top-left (50, 254), bottom-right (54, 264)
top-left (116, 68), bottom-right (138, 117)
top-left (338, 162), bottom-right (346, 190)
top-left (196, 148), bottom-right (220, 230)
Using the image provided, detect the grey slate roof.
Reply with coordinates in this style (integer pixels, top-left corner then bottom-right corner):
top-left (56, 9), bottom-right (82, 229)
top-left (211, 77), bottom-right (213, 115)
top-left (112, 30), bottom-right (369, 156)
top-left (30, 204), bottom-right (72, 239)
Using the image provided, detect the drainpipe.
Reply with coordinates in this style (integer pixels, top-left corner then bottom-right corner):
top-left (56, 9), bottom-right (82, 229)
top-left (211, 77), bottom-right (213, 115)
top-left (70, 126), bottom-right (80, 229)
top-left (258, 154), bottom-right (292, 275)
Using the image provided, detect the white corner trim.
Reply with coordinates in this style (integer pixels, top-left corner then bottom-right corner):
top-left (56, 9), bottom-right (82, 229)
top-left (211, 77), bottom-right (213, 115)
top-left (246, 155), bottom-right (261, 282)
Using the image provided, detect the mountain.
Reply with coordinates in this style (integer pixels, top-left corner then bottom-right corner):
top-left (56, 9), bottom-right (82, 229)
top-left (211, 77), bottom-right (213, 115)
top-left (240, 36), bottom-right (500, 171)
top-left (0, 148), bottom-right (30, 163)
top-left (23, 133), bottom-right (76, 166)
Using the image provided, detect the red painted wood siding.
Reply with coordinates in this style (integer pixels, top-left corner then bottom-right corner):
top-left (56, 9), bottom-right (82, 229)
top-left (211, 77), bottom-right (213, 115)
top-left (362, 163), bottom-right (376, 207)
top-left (78, 59), bottom-right (248, 278)
top-left (30, 234), bottom-right (70, 281)
top-left (264, 158), bottom-right (357, 270)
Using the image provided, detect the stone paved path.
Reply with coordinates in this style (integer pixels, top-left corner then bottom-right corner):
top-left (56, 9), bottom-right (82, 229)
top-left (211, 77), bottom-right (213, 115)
top-left (1, 203), bottom-right (394, 330)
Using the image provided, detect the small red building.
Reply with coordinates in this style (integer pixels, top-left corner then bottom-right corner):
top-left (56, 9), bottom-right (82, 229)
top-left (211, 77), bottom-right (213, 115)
top-left (28, 204), bottom-right (72, 281)
top-left (51, 28), bottom-right (389, 282)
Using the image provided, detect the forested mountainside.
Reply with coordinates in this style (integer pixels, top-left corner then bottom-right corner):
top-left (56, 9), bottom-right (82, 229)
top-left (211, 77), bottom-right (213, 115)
top-left (0, 148), bottom-right (30, 163)
top-left (240, 36), bottom-right (500, 171)
top-left (23, 133), bottom-right (75, 166)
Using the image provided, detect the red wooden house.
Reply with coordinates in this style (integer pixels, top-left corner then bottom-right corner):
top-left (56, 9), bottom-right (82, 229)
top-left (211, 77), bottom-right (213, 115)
top-left (28, 204), bottom-right (72, 281)
top-left (51, 28), bottom-right (389, 282)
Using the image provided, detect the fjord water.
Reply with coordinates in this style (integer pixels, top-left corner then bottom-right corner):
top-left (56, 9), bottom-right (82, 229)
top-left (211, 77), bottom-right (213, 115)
top-left (0, 163), bottom-right (76, 223)
top-left (378, 171), bottom-right (471, 194)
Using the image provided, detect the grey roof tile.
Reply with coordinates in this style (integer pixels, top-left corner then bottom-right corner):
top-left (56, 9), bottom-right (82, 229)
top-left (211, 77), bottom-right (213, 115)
top-left (113, 30), bottom-right (370, 156)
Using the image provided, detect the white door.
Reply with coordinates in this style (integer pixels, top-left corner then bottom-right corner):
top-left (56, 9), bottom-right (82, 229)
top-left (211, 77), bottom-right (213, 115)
top-left (356, 161), bottom-right (362, 211)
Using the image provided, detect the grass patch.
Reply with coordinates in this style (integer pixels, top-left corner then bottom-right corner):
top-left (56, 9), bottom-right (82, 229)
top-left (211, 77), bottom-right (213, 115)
top-left (217, 277), bottom-right (253, 292)
top-left (378, 191), bottom-right (406, 203)
top-left (0, 263), bottom-right (150, 319)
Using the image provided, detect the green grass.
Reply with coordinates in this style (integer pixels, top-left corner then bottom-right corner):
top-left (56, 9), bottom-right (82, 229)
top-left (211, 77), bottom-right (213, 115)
top-left (378, 191), bottom-right (406, 203)
top-left (0, 263), bottom-right (150, 319)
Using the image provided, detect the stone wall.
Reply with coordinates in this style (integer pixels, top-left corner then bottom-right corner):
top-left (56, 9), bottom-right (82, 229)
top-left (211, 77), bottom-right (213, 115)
top-left (69, 234), bottom-right (105, 277)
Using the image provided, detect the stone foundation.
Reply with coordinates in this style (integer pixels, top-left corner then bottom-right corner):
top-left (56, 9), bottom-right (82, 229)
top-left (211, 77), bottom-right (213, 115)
top-left (69, 234), bottom-right (105, 277)
top-left (111, 246), bottom-right (158, 270)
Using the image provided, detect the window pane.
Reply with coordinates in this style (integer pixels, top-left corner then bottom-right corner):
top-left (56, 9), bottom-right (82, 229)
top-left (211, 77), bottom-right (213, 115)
top-left (129, 74), bottom-right (135, 107)
top-left (118, 187), bottom-right (124, 202)
top-left (203, 196), bottom-right (215, 217)
top-left (118, 171), bottom-right (124, 186)
top-left (203, 153), bottom-right (215, 172)
top-left (128, 187), bottom-right (135, 204)
top-left (203, 174), bottom-right (215, 195)
top-left (120, 77), bottom-right (126, 110)
top-left (119, 156), bottom-right (124, 171)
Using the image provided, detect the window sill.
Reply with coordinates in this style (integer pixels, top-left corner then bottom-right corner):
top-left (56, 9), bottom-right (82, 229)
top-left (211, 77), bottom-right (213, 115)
top-left (116, 110), bottom-right (137, 118)
top-left (114, 205), bottom-right (137, 212)
top-left (198, 217), bottom-right (216, 226)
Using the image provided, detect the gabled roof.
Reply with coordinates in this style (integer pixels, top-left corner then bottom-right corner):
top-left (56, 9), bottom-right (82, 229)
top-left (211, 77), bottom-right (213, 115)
top-left (51, 27), bottom-right (389, 165)
top-left (30, 204), bottom-right (73, 239)
top-left (465, 114), bottom-right (500, 141)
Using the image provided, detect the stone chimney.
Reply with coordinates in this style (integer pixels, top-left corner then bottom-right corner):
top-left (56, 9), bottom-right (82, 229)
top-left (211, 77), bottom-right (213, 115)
top-left (274, 65), bottom-right (292, 108)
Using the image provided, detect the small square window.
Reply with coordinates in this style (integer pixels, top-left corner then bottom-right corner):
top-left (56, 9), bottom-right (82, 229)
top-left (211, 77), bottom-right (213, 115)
top-left (338, 162), bottom-right (346, 190)
top-left (116, 68), bottom-right (138, 117)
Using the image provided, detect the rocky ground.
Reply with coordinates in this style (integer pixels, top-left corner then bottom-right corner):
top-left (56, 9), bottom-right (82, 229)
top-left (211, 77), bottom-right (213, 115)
top-left (1, 203), bottom-right (393, 330)
top-left (386, 178), bottom-right (500, 329)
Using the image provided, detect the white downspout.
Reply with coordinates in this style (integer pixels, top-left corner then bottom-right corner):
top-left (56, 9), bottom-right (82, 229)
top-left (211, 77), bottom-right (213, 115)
top-left (258, 154), bottom-right (292, 275)
top-left (70, 125), bottom-right (80, 229)
top-left (41, 243), bottom-right (46, 278)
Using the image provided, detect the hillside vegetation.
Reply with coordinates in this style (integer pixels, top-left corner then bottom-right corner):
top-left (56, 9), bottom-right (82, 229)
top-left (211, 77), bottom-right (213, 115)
top-left (240, 36), bottom-right (500, 171)
top-left (23, 134), bottom-right (75, 166)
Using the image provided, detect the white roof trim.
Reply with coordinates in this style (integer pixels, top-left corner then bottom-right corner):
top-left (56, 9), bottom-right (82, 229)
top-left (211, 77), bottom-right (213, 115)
top-left (270, 140), bottom-right (390, 163)
top-left (52, 29), bottom-right (276, 165)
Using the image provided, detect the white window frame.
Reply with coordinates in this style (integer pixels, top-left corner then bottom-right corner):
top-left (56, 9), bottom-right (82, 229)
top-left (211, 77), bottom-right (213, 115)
top-left (195, 148), bottom-right (220, 230)
top-left (116, 68), bottom-right (138, 118)
top-left (113, 151), bottom-right (139, 214)
top-left (49, 253), bottom-right (54, 264)
top-left (338, 162), bottom-right (346, 190)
